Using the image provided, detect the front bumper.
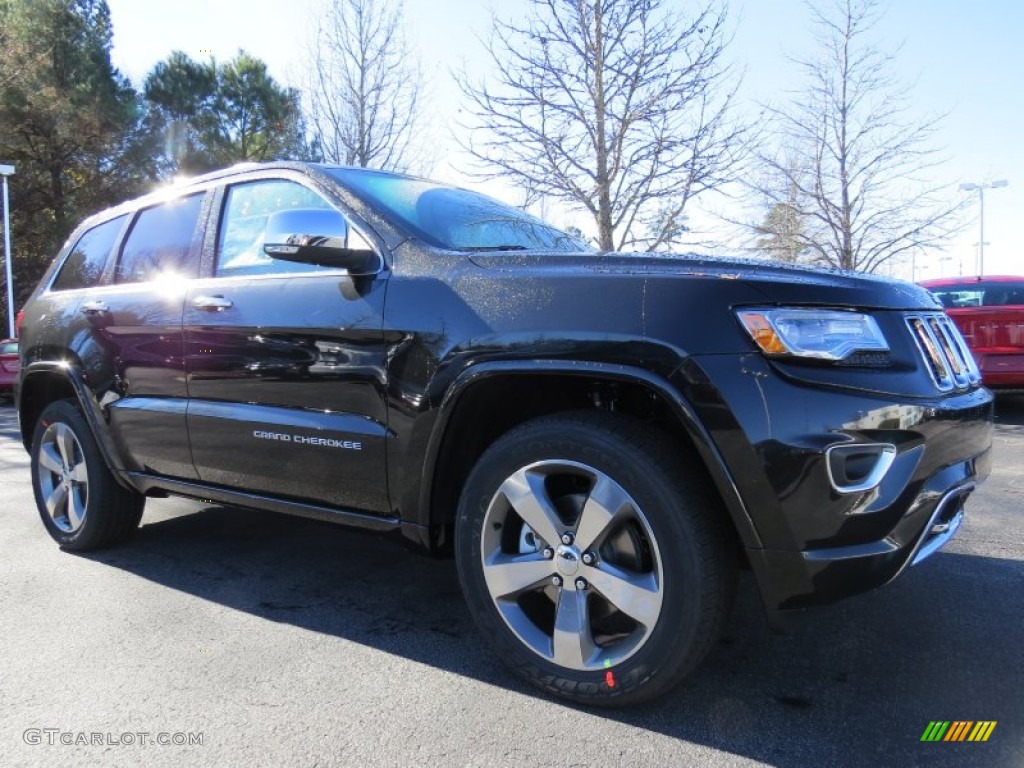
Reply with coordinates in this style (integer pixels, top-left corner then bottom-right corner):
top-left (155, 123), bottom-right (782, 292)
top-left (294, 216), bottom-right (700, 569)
top-left (745, 465), bottom-right (986, 612)
top-left (682, 353), bottom-right (994, 612)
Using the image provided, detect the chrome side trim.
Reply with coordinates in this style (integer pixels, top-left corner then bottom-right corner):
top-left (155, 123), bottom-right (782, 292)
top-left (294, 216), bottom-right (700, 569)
top-left (126, 473), bottom-right (400, 532)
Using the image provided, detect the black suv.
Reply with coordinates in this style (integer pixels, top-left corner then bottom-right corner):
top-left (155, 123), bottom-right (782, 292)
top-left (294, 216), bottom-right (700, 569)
top-left (15, 162), bottom-right (993, 705)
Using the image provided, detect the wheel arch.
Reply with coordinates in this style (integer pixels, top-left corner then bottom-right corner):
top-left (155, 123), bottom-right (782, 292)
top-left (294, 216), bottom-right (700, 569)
top-left (421, 360), bottom-right (762, 553)
top-left (18, 362), bottom-right (130, 485)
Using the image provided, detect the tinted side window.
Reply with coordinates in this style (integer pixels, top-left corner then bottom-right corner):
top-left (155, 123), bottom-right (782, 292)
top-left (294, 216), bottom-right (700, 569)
top-left (51, 215), bottom-right (127, 291)
top-left (116, 194), bottom-right (203, 284)
top-left (216, 180), bottom-right (335, 277)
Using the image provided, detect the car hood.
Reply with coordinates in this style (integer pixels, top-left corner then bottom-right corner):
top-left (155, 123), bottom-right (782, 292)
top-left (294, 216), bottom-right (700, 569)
top-left (467, 251), bottom-right (942, 311)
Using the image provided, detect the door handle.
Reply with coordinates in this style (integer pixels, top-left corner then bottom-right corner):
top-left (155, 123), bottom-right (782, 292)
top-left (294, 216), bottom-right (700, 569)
top-left (191, 295), bottom-right (233, 311)
top-left (79, 300), bottom-right (109, 315)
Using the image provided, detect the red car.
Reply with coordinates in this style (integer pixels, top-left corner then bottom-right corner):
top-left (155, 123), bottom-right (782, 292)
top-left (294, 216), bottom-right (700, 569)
top-left (920, 276), bottom-right (1024, 392)
top-left (0, 338), bottom-right (18, 401)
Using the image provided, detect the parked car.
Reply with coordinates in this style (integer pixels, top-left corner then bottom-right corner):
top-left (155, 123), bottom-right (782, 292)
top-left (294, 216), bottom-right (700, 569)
top-left (0, 339), bottom-right (19, 401)
top-left (920, 275), bottom-right (1024, 392)
top-left (15, 162), bottom-right (993, 706)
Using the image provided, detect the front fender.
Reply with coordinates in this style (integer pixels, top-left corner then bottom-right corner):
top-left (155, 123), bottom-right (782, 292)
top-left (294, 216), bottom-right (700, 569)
top-left (420, 359), bottom-right (764, 550)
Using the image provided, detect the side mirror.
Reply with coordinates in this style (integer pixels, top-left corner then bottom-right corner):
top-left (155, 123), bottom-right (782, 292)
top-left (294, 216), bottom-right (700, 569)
top-left (263, 208), bottom-right (379, 273)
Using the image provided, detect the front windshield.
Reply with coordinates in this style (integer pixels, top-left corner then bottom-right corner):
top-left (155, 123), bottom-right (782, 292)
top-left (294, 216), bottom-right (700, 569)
top-left (324, 168), bottom-right (591, 253)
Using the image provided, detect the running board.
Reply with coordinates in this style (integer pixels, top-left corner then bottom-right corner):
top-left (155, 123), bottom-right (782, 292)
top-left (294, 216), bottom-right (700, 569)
top-left (126, 472), bottom-right (400, 532)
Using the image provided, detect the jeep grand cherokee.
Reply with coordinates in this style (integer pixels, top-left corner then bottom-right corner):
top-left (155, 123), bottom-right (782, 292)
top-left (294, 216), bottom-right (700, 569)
top-left (15, 162), bottom-right (993, 706)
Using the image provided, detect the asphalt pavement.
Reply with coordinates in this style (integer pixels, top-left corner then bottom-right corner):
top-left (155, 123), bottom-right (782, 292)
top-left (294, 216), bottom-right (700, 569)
top-left (0, 399), bottom-right (1021, 768)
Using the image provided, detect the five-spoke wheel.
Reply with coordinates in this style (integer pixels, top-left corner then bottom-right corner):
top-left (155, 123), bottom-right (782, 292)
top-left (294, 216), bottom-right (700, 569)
top-left (31, 400), bottom-right (144, 550)
top-left (36, 421), bottom-right (90, 533)
top-left (480, 460), bottom-right (664, 671)
top-left (456, 412), bottom-right (734, 706)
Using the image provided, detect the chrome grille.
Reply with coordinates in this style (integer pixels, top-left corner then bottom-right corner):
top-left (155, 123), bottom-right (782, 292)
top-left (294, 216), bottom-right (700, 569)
top-left (905, 313), bottom-right (981, 391)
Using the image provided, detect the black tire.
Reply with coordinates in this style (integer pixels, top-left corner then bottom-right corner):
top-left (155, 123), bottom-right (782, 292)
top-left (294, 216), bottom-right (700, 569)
top-left (30, 399), bottom-right (144, 551)
top-left (455, 411), bottom-right (735, 707)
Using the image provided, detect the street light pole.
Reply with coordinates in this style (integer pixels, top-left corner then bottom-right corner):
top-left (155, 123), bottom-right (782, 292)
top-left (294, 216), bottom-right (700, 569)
top-left (960, 179), bottom-right (1008, 276)
top-left (0, 163), bottom-right (15, 338)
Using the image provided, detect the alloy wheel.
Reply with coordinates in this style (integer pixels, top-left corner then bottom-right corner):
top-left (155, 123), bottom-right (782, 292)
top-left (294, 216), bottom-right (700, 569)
top-left (36, 422), bottom-right (90, 533)
top-left (479, 460), bottom-right (664, 671)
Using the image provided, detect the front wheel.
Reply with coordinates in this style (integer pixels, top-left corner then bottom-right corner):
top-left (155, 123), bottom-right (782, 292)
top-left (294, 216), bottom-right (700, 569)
top-left (30, 400), bottom-right (144, 551)
top-left (455, 412), bottom-right (735, 706)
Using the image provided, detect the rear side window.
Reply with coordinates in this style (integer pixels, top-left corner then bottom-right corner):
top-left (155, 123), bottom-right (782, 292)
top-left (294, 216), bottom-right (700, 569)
top-left (116, 194), bottom-right (204, 283)
top-left (216, 180), bottom-right (336, 277)
top-left (51, 215), bottom-right (127, 291)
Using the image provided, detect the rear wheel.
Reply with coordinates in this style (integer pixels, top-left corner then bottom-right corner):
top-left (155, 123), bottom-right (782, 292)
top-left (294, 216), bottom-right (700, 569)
top-left (30, 400), bottom-right (144, 551)
top-left (455, 412), bottom-right (735, 706)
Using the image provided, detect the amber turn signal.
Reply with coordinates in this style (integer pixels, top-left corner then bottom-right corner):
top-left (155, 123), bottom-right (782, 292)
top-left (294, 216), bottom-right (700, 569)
top-left (738, 312), bottom-right (789, 355)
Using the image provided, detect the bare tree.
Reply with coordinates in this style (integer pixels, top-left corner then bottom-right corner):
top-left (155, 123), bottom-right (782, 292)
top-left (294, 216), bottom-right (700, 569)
top-left (307, 0), bottom-right (421, 170)
top-left (750, 0), bottom-right (962, 273)
top-left (459, 0), bottom-right (747, 252)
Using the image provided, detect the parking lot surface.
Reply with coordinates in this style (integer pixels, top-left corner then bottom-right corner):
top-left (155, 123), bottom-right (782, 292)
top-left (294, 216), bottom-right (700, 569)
top-left (0, 400), bottom-right (1021, 767)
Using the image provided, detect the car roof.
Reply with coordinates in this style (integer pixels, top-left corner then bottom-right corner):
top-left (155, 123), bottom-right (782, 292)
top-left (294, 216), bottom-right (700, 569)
top-left (72, 161), bottom-right (413, 233)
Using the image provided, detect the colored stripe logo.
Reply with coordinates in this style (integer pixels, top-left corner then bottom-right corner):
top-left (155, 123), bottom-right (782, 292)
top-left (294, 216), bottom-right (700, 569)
top-left (921, 721), bottom-right (997, 742)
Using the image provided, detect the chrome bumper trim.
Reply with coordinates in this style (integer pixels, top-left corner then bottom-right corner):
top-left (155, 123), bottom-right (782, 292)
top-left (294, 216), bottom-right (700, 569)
top-left (909, 482), bottom-right (974, 567)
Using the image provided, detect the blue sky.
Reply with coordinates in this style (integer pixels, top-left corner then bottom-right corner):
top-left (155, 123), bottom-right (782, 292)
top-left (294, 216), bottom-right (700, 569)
top-left (106, 0), bottom-right (1021, 277)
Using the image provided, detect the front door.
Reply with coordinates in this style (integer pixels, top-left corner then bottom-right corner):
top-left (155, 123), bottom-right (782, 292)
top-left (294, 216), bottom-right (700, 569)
top-left (183, 177), bottom-right (390, 514)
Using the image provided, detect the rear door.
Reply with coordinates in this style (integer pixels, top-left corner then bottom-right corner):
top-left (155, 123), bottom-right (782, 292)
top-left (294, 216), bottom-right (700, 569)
top-left (97, 191), bottom-right (210, 479)
top-left (183, 175), bottom-right (390, 514)
top-left (21, 217), bottom-right (131, 413)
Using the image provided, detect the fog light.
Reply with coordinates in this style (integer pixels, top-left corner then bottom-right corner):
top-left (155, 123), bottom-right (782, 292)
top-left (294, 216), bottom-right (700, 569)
top-left (825, 443), bottom-right (897, 494)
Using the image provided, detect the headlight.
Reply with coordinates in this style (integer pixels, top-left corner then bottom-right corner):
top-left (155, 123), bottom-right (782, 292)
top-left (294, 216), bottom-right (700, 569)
top-left (736, 308), bottom-right (889, 361)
